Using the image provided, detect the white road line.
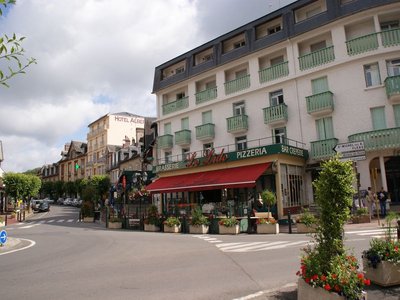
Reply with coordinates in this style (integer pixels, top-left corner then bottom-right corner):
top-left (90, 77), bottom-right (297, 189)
top-left (57, 219), bottom-right (64, 223)
top-left (39, 220), bottom-right (45, 224)
top-left (67, 219), bottom-right (74, 223)
top-left (0, 239), bottom-right (36, 256)
top-left (47, 220), bottom-right (55, 223)
top-left (19, 224), bottom-right (41, 229)
top-left (232, 283), bottom-right (297, 300)
top-left (217, 242), bottom-right (272, 251)
top-left (346, 229), bottom-right (385, 234)
top-left (227, 241), bottom-right (308, 253)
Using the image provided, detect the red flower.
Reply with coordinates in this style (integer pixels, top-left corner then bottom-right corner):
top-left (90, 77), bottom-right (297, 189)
top-left (331, 274), bottom-right (337, 279)
top-left (312, 274), bottom-right (318, 281)
top-left (386, 253), bottom-right (390, 257)
top-left (395, 246), bottom-right (399, 252)
top-left (357, 273), bottom-right (364, 280)
top-left (320, 275), bottom-right (327, 281)
top-left (364, 279), bottom-right (371, 286)
top-left (334, 285), bottom-right (340, 292)
top-left (324, 284), bottom-right (331, 291)
top-left (305, 278), bottom-right (310, 283)
top-left (296, 271), bottom-right (300, 276)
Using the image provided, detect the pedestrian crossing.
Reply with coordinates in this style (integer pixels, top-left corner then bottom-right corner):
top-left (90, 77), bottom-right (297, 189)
top-left (23, 219), bottom-right (80, 225)
top-left (346, 228), bottom-right (398, 239)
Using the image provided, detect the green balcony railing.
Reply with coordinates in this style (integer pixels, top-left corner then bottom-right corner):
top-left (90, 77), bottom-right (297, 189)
top-left (224, 74), bottom-right (250, 95)
top-left (385, 75), bottom-right (400, 99)
top-left (310, 138), bottom-right (338, 160)
top-left (259, 61), bottom-right (289, 83)
top-left (195, 87), bottom-right (217, 104)
top-left (162, 96), bottom-right (189, 115)
top-left (348, 127), bottom-right (400, 151)
top-left (174, 129), bottom-right (191, 145)
top-left (381, 28), bottom-right (400, 47)
top-left (195, 123), bottom-right (215, 140)
top-left (263, 104), bottom-right (288, 125)
top-left (306, 91), bottom-right (334, 115)
top-left (299, 46), bottom-right (335, 71)
top-left (157, 134), bottom-right (173, 149)
top-left (346, 32), bottom-right (379, 56)
top-left (226, 114), bottom-right (248, 133)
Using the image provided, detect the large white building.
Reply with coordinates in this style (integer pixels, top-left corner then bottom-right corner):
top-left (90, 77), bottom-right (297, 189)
top-left (148, 0), bottom-right (400, 220)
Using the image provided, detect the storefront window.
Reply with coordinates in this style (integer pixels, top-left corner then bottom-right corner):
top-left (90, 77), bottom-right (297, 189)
top-left (280, 164), bottom-right (305, 208)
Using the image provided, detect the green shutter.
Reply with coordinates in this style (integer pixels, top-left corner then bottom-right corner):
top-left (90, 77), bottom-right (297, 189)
top-left (164, 123), bottom-right (172, 134)
top-left (312, 76), bottom-right (329, 94)
top-left (181, 117), bottom-right (189, 130)
top-left (316, 117), bottom-right (334, 140)
top-left (371, 107), bottom-right (386, 130)
top-left (202, 111), bottom-right (212, 124)
top-left (394, 105), bottom-right (400, 127)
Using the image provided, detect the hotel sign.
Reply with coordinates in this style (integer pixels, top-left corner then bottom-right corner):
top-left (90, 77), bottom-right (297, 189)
top-left (154, 144), bottom-right (308, 173)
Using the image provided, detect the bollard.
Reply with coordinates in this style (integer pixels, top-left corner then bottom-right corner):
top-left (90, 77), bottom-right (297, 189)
top-left (397, 220), bottom-right (400, 240)
top-left (288, 209), bottom-right (292, 234)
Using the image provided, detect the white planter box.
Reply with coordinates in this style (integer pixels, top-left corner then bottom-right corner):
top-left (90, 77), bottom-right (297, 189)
top-left (108, 222), bottom-right (122, 229)
top-left (189, 224), bottom-right (209, 234)
top-left (164, 225), bottom-right (181, 233)
top-left (297, 223), bottom-right (317, 233)
top-left (363, 258), bottom-right (400, 286)
top-left (83, 217), bottom-right (93, 223)
top-left (0, 221), bottom-right (5, 227)
top-left (144, 224), bottom-right (160, 232)
top-left (298, 278), bottom-right (344, 300)
top-left (218, 224), bottom-right (239, 235)
top-left (256, 223), bottom-right (279, 234)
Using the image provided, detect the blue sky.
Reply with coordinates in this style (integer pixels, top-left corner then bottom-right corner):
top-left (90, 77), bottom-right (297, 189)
top-left (0, 0), bottom-right (296, 172)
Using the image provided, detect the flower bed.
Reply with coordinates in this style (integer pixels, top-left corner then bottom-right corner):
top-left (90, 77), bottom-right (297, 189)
top-left (256, 218), bottom-right (279, 234)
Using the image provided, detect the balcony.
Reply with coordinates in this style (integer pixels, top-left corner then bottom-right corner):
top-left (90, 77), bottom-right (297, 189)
top-left (384, 75), bottom-right (400, 102)
top-left (224, 74), bottom-right (250, 95)
top-left (226, 115), bottom-right (248, 133)
top-left (259, 61), bottom-right (289, 83)
top-left (348, 127), bottom-right (400, 151)
top-left (310, 138), bottom-right (338, 160)
top-left (345, 33), bottom-right (378, 56)
top-left (162, 96), bottom-right (189, 115)
top-left (195, 87), bottom-right (217, 105)
top-left (306, 91), bottom-right (334, 116)
top-left (263, 104), bottom-right (288, 126)
top-left (298, 46), bottom-right (335, 71)
top-left (157, 134), bottom-right (173, 149)
top-left (381, 28), bottom-right (400, 47)
top-left (174, 129), bottom-right (191, 146)
top-left (195, 123), bottom-right (215, 141)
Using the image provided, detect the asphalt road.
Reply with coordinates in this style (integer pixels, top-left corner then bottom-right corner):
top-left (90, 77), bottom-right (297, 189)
top-left (0, 205), bottom-right (398, 300)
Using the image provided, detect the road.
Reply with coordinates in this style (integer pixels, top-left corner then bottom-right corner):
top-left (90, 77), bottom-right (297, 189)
top-left (0, 205), bottom-right (397, 300)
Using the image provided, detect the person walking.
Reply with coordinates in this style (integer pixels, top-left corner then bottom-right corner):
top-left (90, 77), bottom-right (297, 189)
top-left (366, 187), bottom-right (374, 219)
top-left (378, 187), bottom-right (388, 217)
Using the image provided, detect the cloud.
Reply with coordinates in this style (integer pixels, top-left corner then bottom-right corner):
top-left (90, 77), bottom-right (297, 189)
top-left (0, 0), bottom-right (294, 172)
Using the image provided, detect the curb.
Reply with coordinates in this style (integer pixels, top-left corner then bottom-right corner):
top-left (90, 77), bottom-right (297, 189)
top-left (0, 237), bottom-right (22, 253)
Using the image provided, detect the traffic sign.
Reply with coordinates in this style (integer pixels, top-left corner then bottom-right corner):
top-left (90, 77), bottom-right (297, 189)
top-left (0, 230), bottom-right (7, 245)
top-left (334, 141), bottom-right (366, 161)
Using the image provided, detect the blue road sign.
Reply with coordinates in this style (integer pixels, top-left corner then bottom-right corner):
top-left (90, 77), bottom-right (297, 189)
top-left (0, 230), bottom-right (7, 244)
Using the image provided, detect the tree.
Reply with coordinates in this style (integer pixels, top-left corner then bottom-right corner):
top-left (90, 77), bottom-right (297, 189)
top-left (3, 172), bottom-right (42, 203)
top-left (0, 0), bottom-right (36, 87)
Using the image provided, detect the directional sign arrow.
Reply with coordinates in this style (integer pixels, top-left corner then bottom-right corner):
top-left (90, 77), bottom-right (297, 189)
top-left (0, 230), bottom-right (7, 244)
top-left (334, 141), bottom-right (365, 153)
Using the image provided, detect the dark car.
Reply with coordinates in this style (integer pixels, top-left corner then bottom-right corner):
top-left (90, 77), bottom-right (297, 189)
top-left (33, 200), bottom-right (50, 212)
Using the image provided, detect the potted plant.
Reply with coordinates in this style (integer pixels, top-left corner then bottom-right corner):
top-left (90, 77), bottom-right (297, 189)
top-left (352, 207), bottom-right (370, 224)
top-left (296, 208), bottom-right (318, 233)
top-left (362, 212), bottom-right (400, 286)
top-left (260, 189), bottom-right (276, 219)
top-left (218, 216), bottom-right (239, 235)
top-left (144, 205), bottom-right (161, 232)
top-left (163, 216), bottom-right (181, 233)
top-left (189, 207), bottom-right (210, 234)
top-left (108, 216), bottom-right (123, 229)
top-left (256, 217), bottom-right (279, 234)
top-left (297, 156), bottom-right (369, 300)
top-left (81, 201), bottom-right (94, 222)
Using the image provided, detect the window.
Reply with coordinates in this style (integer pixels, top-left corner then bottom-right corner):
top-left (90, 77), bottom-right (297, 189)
top-left (182, 148), bottom-right (190, 160)
top-left (268, 24), bottom-right (281, 35)
top-left (310, 40), bottom-right (326, 52)
top-left (364, 63), bottom-right (381, 87)
top-left (176, 66), bottom-right (184, 74)
top-left (205, 81), bottom-right (216, 89)
top-left (203, 143), bottom-right (214, 156)
top-left (381, 21), bottom-right (399, 31)
top-left (235, 69), bottom-right (247, 78)
top-left (394, 105), bottom-right (400, 127)
top-left (165, 151), bottom-right (172, 164)
top-left (164, 123), bottom-right (172, 135)
top-left (236, 136), bottom-right (247, 151)
top-left (181, 117), bottom-right (189, 130)
top-left (316, 117), bottom-right (334, 140)
top-left (270, 56), bottom-right (284, 66)
top-left (387, 59), bottom-right (400, 76)
top-left (176, 92), bottom-right (185, 99)
top-left (202, 111), bottom-right (212, 124)
top-left (233, 101), bottom-right (245, 116)
top-left (234, 40), bottom-right (245, 49)
top-left (269, 90), bottom-right (284, 106)
top-left (273, 127), bottom-right (286, 144)
top-left (306, 6), bottom-right (322, 19)
top-left (371, 107), bottom-right (386, 130)
top-left (311, 76), bottom-right (329, 94)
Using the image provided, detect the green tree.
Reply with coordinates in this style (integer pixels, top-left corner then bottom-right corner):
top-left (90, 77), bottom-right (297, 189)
top-left (54, 180), bottom-right (65, 199)
top-left (0, 0), bottom-right (36, 87)
top-left (3, 172), bottom-right (41, 205)
top-left (90, 175), bottom-right (110, 203)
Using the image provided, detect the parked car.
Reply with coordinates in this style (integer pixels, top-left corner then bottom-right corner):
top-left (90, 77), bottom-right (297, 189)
top-left (63, 198), bottom-right (72, 206)
top-left (57, 198), bottom-right (64, 205)
top-left (32, 200), bottom-right (50, 212)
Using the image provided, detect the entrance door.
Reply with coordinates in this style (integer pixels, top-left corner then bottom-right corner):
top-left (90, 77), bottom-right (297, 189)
top-left (385, 157), bottom-right (400, 204)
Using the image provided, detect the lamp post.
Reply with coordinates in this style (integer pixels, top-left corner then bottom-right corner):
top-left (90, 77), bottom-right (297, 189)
top-left (132, 171), bottom-right (148, 230)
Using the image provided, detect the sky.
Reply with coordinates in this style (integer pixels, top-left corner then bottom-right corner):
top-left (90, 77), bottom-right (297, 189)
top-left (0, 0), bottom-right (296, 173)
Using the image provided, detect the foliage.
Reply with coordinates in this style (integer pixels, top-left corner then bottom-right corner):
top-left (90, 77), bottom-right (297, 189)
top-left (3, 172), bottom-right (41, 201)
top-left (354, 207), bottom-right (368, 216)
top-left (54, 181), bottom-right (65, 199)
top-left (297, 208), bottom-right (318, 226)
top-left (297, 156), bottom-right (367, 299)
top-left (145, 204), bottom-right (160, 226)
top-left (298, 251), bottom-right (370, 299)
top-left (363, 212), bottom-right (400, 268)
top-left (260, 189), bottom-right (276, 214)
top-left (0, 1), bottom-right (36, 88)
top-left (256, 218), bottom-right (277, 225)
top-left (164, 216), bottom-right (181, 227)
top-left (190, 207), bottom-right (209, 226)
top-left (81, 201), bottom-right (94, 217)
top-left (82, 184), bottom-right (96, 203)
top-left (0, 215), bottom-right (3, 223)
top-left (218, 216), bottom-right (239, 227)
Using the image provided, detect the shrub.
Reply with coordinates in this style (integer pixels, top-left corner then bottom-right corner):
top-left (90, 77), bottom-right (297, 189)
top-left (219, 216), bottom-right (239, 227)
top-left (164, 216), bottom-right (181, 227)
top-left (297, 208), bottom-right (318, 226)
top-left (145, 204), bottom-right (160, 226)
top-left (256, 218), bottom-right (277, 225)
top-left (355, 207), bottom-right (368, 216)
top-left (260, 189), bottom-right (276, 214)
top-left (81, 200), bottom-right (94, 217)
top-left (191, 207), bottom-right (209, 226)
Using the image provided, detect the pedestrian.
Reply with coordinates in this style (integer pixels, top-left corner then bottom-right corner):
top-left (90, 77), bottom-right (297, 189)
top-left (378, 187), bottom-right (388, 217)
top-left (366, 187), bottom-right (374, 219)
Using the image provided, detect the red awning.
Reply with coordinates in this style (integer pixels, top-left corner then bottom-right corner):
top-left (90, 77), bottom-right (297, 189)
top-left (146, 163), bottom-right (271, 193)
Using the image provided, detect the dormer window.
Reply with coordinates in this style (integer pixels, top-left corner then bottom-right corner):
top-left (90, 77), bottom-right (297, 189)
top-left (268, 25), bottom-right (281, 35)
top-left (234, 40), bottom-right (245, 49)
top-left (176, 66), bottom-right (184, 74)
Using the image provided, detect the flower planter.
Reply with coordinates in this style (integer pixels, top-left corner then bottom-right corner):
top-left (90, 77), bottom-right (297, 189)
top-left (144, 224), bottom-right (160, 232)
top-left (164, 225), bottom-right (181, 233)
top-left (218, 224), bottom-right (239, 235)
top-left (108, 222), bottom-right (122, 229)
top-left (256, 223), bottom-right (279, 234)
top-left (189, 224), bottom-right (209, 234)
top-left (0, 221), bottom-right (5, 227)
top-left (83, 217), bottom-right (94, 223)
top-left (363, 258), bottom-right (400, 287)
top-left (352, 215), bottom-right (371, 224)
top-left (298, 278), bottom-right (344, 300)
top-left (297, 223), bottom-right (317, 233)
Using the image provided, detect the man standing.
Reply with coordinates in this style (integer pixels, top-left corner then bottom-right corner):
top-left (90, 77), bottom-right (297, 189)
top-left (378, 187), bottom-right (388, 217)
top-left (366, 187), bottom-right (374, 219)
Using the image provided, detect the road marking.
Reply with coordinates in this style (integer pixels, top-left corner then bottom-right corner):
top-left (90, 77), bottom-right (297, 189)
top-left (232, 282), bottom-right (297, 300)
top-left (19, 224), bottom-right (41, 229)
top-left (0, 238), bottom-right (36, 256)
top-left (346, 229), bottom-right (385, 234)
top-left (47, 220), bottom-right (55, 223)
top-left (57, 219), bottom-right (65, 223)
top-left (67, 219), bottom-right (74, 223)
